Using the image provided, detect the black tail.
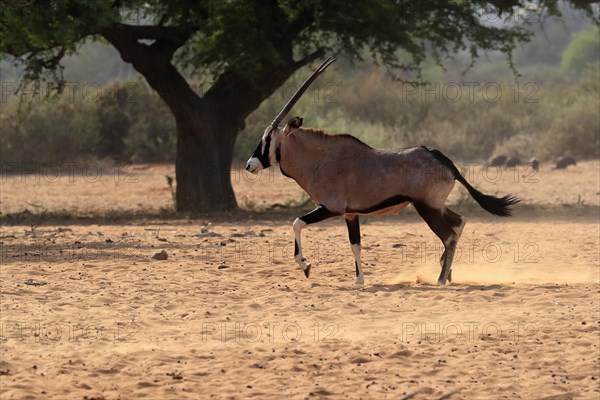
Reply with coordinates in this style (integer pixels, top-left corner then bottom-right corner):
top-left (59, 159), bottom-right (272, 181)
top-left (424, 147), bottom-right (520, 217)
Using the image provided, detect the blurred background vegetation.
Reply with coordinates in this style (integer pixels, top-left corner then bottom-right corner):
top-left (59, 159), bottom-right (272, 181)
top-left (1, 17), bottom-right (598, 165)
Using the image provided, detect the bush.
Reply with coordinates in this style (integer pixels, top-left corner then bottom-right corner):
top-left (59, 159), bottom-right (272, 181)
top-left (496, 66), bottom-right (600, 160)
top-left (561, 26), bottom-right (600, 74)
top-left (0, 80), bottom-right (177, 166)
top-left (0, 100), bottom-right (99, 164)
top-left (111, 82), bottom-right (177, 163)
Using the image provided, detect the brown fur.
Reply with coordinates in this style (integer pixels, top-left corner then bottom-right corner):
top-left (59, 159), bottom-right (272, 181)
top-left (278, 125), bottom-right (455, 215)
top-left (289, 127), bottom-right (372, 149)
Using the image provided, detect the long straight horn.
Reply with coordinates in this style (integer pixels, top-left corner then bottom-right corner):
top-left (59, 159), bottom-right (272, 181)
top-left (271, 57), bottom-right (335, 127)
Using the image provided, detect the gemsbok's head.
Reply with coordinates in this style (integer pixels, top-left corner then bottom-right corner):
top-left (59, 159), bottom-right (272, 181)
top-left (245, 57), bottom-right (335, 174)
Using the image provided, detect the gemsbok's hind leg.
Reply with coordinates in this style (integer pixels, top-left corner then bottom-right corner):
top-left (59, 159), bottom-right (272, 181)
top-left (344, 215), bottom-right (364, 285)
top-left (413, 203), bottom-right (466, 285)
top-left (293, 205), bottom-right (337, 278)
top-left (440, 207), bottom-right (466, 283)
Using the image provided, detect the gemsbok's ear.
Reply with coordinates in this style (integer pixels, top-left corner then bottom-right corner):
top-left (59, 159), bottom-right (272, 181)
top-left (287, 116), bottom-right (303, 129)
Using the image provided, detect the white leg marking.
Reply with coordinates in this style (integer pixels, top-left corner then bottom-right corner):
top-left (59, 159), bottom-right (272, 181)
top-left (351, 243), bottom-right (364, 285)
top-left (293, 218), bottom-right (311, 273)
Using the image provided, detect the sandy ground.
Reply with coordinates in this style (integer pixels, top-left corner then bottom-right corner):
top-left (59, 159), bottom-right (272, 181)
top-left (0, 161), bottom-right (599, 399)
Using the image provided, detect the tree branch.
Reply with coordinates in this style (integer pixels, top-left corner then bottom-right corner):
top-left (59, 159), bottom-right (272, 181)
top-left (116, 23), bottom-right (199, 45)
top-left (294, 50), bottom-right (325, 69)
top-left (101, 23), bottom-right (202, 120)
top-left (204, 55), bottom-right (318, 129)
top-left (28, 47), bottom-right (66, 70)
top-left (101, 22), bottom-right (197, 64)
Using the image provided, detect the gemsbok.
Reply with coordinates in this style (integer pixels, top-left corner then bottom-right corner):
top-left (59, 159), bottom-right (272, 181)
top-left (246, 58), bottom-right (520, 285)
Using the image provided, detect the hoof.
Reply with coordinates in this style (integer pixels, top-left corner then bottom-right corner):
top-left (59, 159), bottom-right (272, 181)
top-left (437, 279), bottom-right (446, 285)
top-left (303, 264), bottom-right (311, 278)
top-left (354, 276), bottom-right (364, 285)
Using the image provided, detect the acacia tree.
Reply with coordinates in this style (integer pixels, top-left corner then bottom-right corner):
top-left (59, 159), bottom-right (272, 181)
top-left (1, 0), bottom-right (596, 212)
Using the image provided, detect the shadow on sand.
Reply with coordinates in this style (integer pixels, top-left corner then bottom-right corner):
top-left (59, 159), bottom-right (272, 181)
top-left (335, 282), bottom-right (513, 293)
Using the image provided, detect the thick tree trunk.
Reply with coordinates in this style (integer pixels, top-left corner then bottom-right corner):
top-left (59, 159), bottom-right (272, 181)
top-left (174, 105), bottom-right (238, 212)
top-left (102, 25), bottom-right (238, 212)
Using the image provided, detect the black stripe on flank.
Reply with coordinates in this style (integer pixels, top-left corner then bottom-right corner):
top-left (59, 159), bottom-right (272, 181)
top-left (346, 195), bottom-right (411, 214)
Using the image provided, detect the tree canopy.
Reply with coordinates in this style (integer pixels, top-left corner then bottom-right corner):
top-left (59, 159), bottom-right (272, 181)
top-left (3, 1), bottom-right (595, 94)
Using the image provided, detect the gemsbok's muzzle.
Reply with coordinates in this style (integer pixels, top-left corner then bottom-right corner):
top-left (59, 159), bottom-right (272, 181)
top-left (245, 157), bottom-right (261, 174)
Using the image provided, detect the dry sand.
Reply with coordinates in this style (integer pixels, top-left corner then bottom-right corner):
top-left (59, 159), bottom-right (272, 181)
top-left (0, 161), bottom-right (599, 399)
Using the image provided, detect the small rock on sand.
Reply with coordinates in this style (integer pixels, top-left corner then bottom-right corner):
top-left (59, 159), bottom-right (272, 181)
top-left (24, 279), bottom-right (47, 286)
top-left (152, 250), bottom-right (168, 260)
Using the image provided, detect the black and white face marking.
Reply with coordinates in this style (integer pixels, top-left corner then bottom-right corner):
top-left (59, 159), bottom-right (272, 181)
top-left (246, 126), bottom-right (276, 174)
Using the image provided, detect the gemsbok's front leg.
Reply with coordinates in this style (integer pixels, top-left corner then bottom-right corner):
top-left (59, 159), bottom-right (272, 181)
top-left (344, 214), bottom-right (364, 285)
top-left (293, 205), bottom-right (337, 278)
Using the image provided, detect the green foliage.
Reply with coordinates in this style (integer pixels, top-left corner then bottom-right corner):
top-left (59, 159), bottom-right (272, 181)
top-left (560, 26), bottom-right (600, 73)
top-left (5, 0), bottom-right (593, 87)
top-left (0, 0), bottom-right (119, 93)
top-left (544, 68), bottom-right (600, 158)
top-left (97, 81), bottom-right (177, 162)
